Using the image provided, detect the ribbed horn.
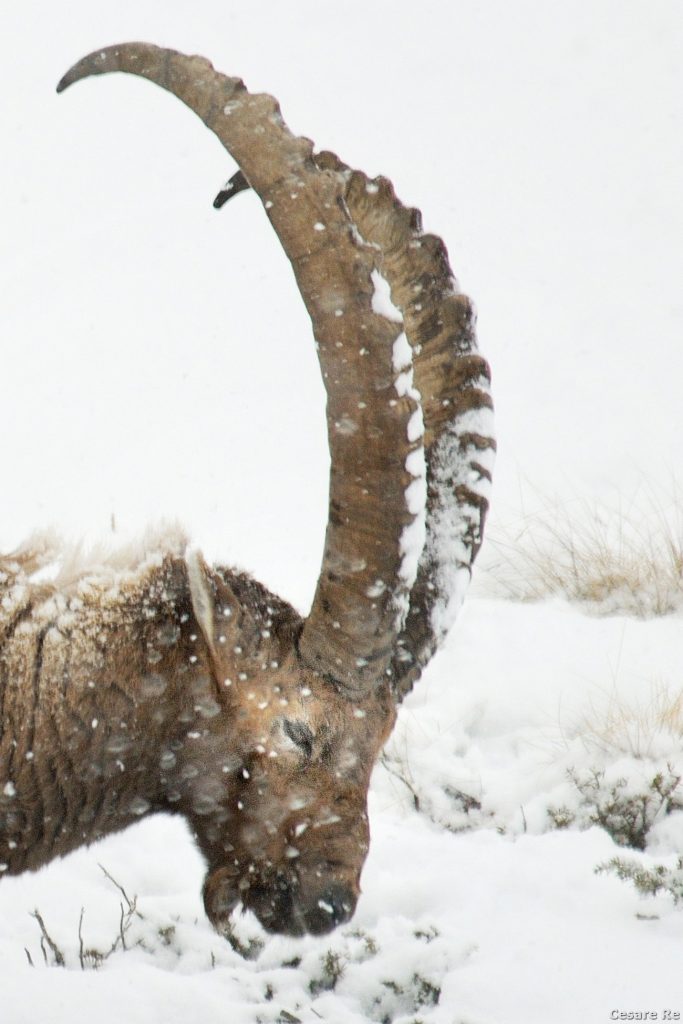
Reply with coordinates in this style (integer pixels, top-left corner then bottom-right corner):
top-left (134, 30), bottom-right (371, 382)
top-left (58, 44), bottom-right (425, 698)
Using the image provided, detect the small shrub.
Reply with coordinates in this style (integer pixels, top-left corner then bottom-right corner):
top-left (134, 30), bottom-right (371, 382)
top-left (371, 971), bottom-right (442, 1023)
top-left (220, 920), bottom-right (264, 961)
top-left (346, 927), bottom-right (380, 957)
top-left (157, 925), bottom-right (176, 947)
top-left (547, 805), bottom-right (575, 830)
top-left (309, 949), bottom-right (346, 996)
top-left (548, 766), bottom-right (683, 849)
top-left (412, 973), bottom-right (441, 1006)
top-left (596, 856), bottom-right (683, 903)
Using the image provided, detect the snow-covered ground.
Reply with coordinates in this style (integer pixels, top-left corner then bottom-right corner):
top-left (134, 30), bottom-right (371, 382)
top-left (1, 2), bottom-right (682, 1021)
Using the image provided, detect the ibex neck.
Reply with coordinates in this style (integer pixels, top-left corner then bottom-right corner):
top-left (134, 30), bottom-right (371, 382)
top-left (0, 553), bottom-right (208, 874)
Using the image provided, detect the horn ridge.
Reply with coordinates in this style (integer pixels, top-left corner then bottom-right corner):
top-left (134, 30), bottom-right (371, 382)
top-left (339, 164), bottom-right (495, 699)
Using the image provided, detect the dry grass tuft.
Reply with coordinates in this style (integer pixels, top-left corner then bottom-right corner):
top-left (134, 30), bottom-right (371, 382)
top-left (568, 681), bottom-right (683, 760)
top-left (477, 488), bottom-right (683, 617)
top-left (577, 683), bottom-right (683, 759)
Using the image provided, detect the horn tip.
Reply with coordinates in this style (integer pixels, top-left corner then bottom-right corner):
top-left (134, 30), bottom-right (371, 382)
top-left (56, 44), bottom-right (134, 95)
top-left (56, 58), bottom-right (94, 95)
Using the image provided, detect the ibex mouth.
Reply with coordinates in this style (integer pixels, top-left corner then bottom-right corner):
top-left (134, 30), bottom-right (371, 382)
top-left (203, 862), bottom-right (356, 937)
top-left (245, 878), bottom-right (356, 937)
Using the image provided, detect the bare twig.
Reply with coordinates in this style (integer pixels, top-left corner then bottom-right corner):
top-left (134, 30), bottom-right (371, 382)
top-left (118, 901), bottom-right (128, 951)
top-left (380, 753), bottom-right (421, 812)
top-left (30, 910), bottom-right (65, 966)
top-left (78, 907), bottom-right (85, 970)
top-left (98, 863), bottom-right (135, 912)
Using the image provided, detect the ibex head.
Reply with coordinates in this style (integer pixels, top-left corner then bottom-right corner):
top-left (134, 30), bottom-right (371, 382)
top-left (183, 553), bottom-right (397, 935)
top-left (0, 44), bottom-right (493, 938)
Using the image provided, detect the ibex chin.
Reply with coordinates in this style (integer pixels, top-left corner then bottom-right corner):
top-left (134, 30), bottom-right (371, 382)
top-left (0, 44), bottom-right (494, 937)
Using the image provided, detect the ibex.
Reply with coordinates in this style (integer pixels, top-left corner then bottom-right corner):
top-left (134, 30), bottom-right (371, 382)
top-left (0, 44), bottom-right (494, 937)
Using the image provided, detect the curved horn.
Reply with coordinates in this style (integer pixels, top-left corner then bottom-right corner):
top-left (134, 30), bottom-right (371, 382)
top-left (58, 44), bottom-right (494, 701)
top-left (58, 44), bottom-right (421, 698)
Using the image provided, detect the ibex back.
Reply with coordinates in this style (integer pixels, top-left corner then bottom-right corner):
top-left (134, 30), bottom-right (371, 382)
top-left (0, 44), bottom-right (495, 937)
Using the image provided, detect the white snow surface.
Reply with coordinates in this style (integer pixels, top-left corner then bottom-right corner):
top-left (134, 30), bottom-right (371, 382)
top-left (1, 2), bottom-right (683, 1023)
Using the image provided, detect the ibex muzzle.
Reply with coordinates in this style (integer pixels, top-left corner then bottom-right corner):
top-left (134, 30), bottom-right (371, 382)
top-left (0, 44), bottom-right (494, 938)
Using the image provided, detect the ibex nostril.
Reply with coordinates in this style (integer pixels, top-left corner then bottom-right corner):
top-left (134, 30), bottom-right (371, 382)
top-left (304, 886), bottom-right (356, 935)
top-left (318, 888), bottom-right (354, 923)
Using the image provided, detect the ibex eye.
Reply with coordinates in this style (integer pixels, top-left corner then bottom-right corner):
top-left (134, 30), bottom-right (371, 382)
top-left (283, 720), bottom-right (314, 759)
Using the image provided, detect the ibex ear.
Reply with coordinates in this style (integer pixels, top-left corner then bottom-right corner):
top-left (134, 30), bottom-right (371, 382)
top-left (186, 549), bottom-right (242, 665)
